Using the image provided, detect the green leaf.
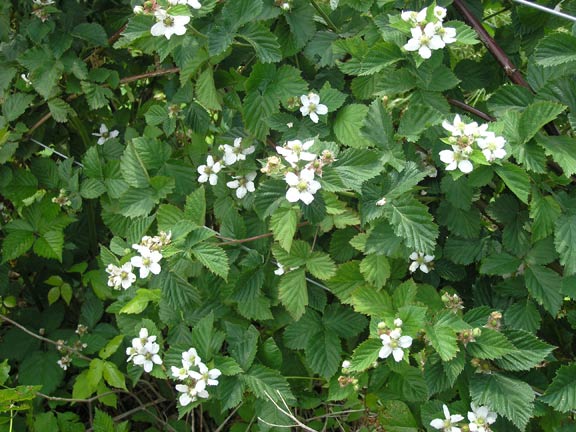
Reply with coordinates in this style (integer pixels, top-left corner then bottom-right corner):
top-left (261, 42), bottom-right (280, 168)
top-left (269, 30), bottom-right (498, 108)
top-left (18, 351), bottom-right (64, 395)
top-left (2, 230), bottom-right (35, 262)
top-left (349, 338), bottom-right (382, 371)
top-left (336, 40), bottom-right (402, 76)
top-left (242, 364), bottom-right (295, 403)
top-left (93, 409), bottom-right (115, 432)
top-left (469, 373), bottom-right (534, 430)
top-left (278, 268), bottom-right (308, 321)
top-left (387, 365), bottom-right (428, 402)
top-left (99, 335), bottom-right (124, 360)
top-left (424, 323), bottom-right (458, 361)
top-left (534, 32), bottom-right (576, 67)
top-left (480, 252), bottom-right (522, 275)
top-left (397, 104), bottom-right (442, 141)
top-left (195, 67), bottom-right (221, 111)
top-left (333, 104), bottom-right (372, 148)
top-left (33, 230), bottom-right (64, 261)
top-left (306, 252), bottom-right (336, 280)
top-left (504, 300), bottom-right (542, 333)
top-left (184, 187), bottom-right (206, 226)
top-left (254, 180), bottom-right (287, 219)
top-left (270, 207), bottom-right (299, 251)
top-left (319, 82), bottom-right (347, 112)
top-left (540, 364), bottom-right (576, 413)
top-left (191, 243), bottom-right (229, 280)
top-left (494, 329), bottom-right (554, 371)
top-left (102, 361), bottom-right (126, 390)
top-left (2, 93), bottom-right (34, 122)
top-left (191, 312), bottom-right (217, 361)
top-left (518, 101), bottom-right (566, 145)
top-left (120, 143), bottom-right (149, 189)
top-left (225, 323), bottom-right (259, 371)
top-left (81, 81), bottom-right (114, 110)
top-left (361, 99), bottom-right (404, 169)
top-left (305, 328), bottom-right (341, 378)
top-left (120, 289), bottom-right (161, 314)
top-left (555, 214), bottom-right (576, 276)
top-left (495, 163), bottom-right (531, 204)
top-left (467, 328), bottom-right (516, 359)
top-left (537, 136), bottom-right (576, 177)
top-left (238, 23), bottom-right (282, 63)
top-left (530, 193), bottom-right (562, 242)
top-left (525, 265), bottom-right (563, 315)
top-left (383, 196), bottom-right (439, 255)
top-left (360, 254), bottom-right (390, 288)
top-left (351, 286), bottom-right (394, 318)
top-left (72, 23), bottom-right (109, 46)
top-left (222, 0), bottom-right (263, 29)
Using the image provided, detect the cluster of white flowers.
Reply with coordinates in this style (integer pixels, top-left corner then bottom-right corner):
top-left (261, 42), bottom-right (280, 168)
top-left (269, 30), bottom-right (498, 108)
top-left (265, 139), bottom-right (334, 205)
top-left (439, 115), bottom-right (507, 174)
top-left (409, 251), bottom-right (434, 273)
top-left (431, 403), bottom-right (497, 432)
top-left (92, 123), bottom-right (119, 145)
top-left (197, 138), bottom-right (258, 200)
top-left (377, 318), bottom-right (412, 362)
top-left (105, 232), bottom-right (171, 290)
top-left (133, 0), bottom-right (201, 40)
top-left (126, 328), bottom-right (163, 373)
top-left (402, 6), bottom-right (456, 59)
top-left (171, 348), bottom-right (221, 406)
top-left (300, 92), bottom-right (328, 123)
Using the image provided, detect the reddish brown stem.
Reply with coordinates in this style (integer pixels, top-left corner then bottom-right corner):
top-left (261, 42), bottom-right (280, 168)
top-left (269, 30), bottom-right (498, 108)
top-left (447, 98), bottom-right (495, 122)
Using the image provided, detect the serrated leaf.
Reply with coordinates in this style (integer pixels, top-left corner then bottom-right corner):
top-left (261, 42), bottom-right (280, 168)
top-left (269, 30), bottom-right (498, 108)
top-left (349, 338), bottom-right (382, 371)
top-left (120, 143), bottom-right (149, 189)
top-left (424, 323), bottom-right (458, 361)
top-left (504, 300), bottom-right (541, 333)
top-left (518, 101), bottom-right (566, 145)
top-left (333, 104), bottom-right (372, 147)
top-left (254, 180), bottom-right (287, 219)
top-left (470, 373), bottom-right (534, 430)
top-left (540, 363), bottom-right (576, 413)
top-left (238, 23), bottom-right (282, 63)
top-left (2, 93), bottom-right (34, 122)
top-left (196, 67), bottom-right (221, 111)
top-left (494, 329), bottom-right (554, 371)
top-left (278, 268), bottom-right (307, 320)
top-left (480, 252), bottom-right (522, 275)
top-left (495, 163), bottom-right (531, 204)
top-left (537, 135), bottom-right (576, 177)
top-left (93, 409), bottom-right (114, 432)
top-left (306, 252), bottom-right (336, 280)
top-left (270, 207), bottom-right (299, 251)
top-left (2, 230), bottom-right (35, 262)
top-left (360, 254), bottom-right (390, 288)
top-left (242, 364), bottom-right (294, 403)
top-left (467, 328), bottom-right (516, 359)
top-left (555, 214), bottom-right (576, 276)
top-left (530, 193), bottom-right (562, 242)
top-left (534, 32), bottom-right (576, 67)
top-left (33, 230), bottom-right (64, 261)
top-left (72, 23), bottom-right (109, 46)
top-left (305, 328), bottom-right (341, 378)
top-left (525, 265), bottom-right (563, 315)
top-left (383, 196), bottom-right (438, 254)
top-left (351, 286), bottom-right (394, 318)
top-left (191, 243), bottom-right (229, 280)
top-left (184, 187), bottom-right (206, 226)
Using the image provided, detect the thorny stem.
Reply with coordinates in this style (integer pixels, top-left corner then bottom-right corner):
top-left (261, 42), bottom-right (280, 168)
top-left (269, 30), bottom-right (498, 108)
top-left (447, 98), bottom-right (495, 122)
top-left (0, 314), bottom-right (91, 361)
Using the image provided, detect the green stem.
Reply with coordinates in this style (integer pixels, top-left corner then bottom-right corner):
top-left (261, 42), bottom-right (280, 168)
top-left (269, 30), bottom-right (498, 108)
top-left (188, 25), bottom-right (207, 39)
top-left (309, 0), bottom-right (339, 33)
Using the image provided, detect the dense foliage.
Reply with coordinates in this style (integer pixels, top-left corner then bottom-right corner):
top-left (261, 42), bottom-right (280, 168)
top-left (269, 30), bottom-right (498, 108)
top-left (1, 0), bottom-right (576, 430)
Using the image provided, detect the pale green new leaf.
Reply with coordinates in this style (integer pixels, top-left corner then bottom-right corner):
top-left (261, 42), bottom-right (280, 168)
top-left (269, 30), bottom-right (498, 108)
top-left (349, 338), bottom-right (382, 372)
top-left (360, 254), bottom-right (390, 288)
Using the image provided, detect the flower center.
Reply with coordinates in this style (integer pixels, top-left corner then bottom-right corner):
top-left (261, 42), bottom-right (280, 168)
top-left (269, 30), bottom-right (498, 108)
top-left (420, 35), bottom-right (430, 45)
top-left (297, 180), bottom-right (308, 191)
top-left (163, 17), bottom-right (174, 27)
top-left (477, 418), bottom-right (485, 425)
top-left (102, 131), bottom-right (109, 138)
top-left (204, 166), bottom-right (212, 174)
top-left (143, 257), bottom-right (151, 266)
top-left (390, 339), bottom-right (399, 349)
top-left (308, 103), bottom-right (317, 112)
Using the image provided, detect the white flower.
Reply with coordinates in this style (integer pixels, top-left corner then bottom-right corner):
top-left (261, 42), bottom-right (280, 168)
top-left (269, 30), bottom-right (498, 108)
top-left (439, 146), bottom-right (474, 173)
top-left (57, 356), bottom-right (70, 370)
top-left (285, 169), bottom-right (321, 205)
top-left (341, 360), bottom-right (351, 369)
top-left (379, 328), bottom-right (413, 362)
top-left (171, 365), bottom-right (191, 381)
top-left (394, 318), bottom-right (403, 328)
top-left (21, 73), bottom-right (32, 86)
top-left (434, 6), bottom-right (447, 21)
top-left (182, 348), bottom-right (202, 367)
top-left (133, 341), bottom-right (162, 373)
top-left (286, 122), bottom-right (294, 128)
top-left (276, 139), bottom-right (317, 166)
top-left (280, 1), bottom-right (291, 11)
top-left (197, 155), bottom-right (222, 185)
top-left (401, 9), bottom-right (426, 24)
top-left (221, 137), bottom-right (255, 166)
top-left (105, 263), bottom-right (136, 290)
top-left (133, 5), bottom-right (144, 14)
top-left (277, 140), bottom-right (317, 166)
top-left (430, 404), bottom-right (465, 432)
top-left (175, 384), bottom-right (208, 406)
top-left (168, 0), bottom-right (201, 8)
top-left (227, 172), bottom-right (257, 199)
top-left (274, 263), bottom-right (286, 275)
top-left (150, 9), bottom-right (190, 40)
top-left (467, 403), bottom-right (497, 432)
top-left (131, 247), bottom-right (162, 278)
top-left (92, 123), bottom-right (119, 145)
top-left (476, 132), bottom-right (506, 162)
top-left (436, 25), bottom-right (457, 44)
top-left (33, 0), bottom-right (55, 5)
top-left (376, 197), bottom-right (387, 206)
top-left (299, 93), bottom-right (328, 123)
top-left (195, 362), bottom-right (221, 389)
top-left (409, 252), bottom-right (434, 273)
top-left (403, 23), bottom-right (445, 59)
